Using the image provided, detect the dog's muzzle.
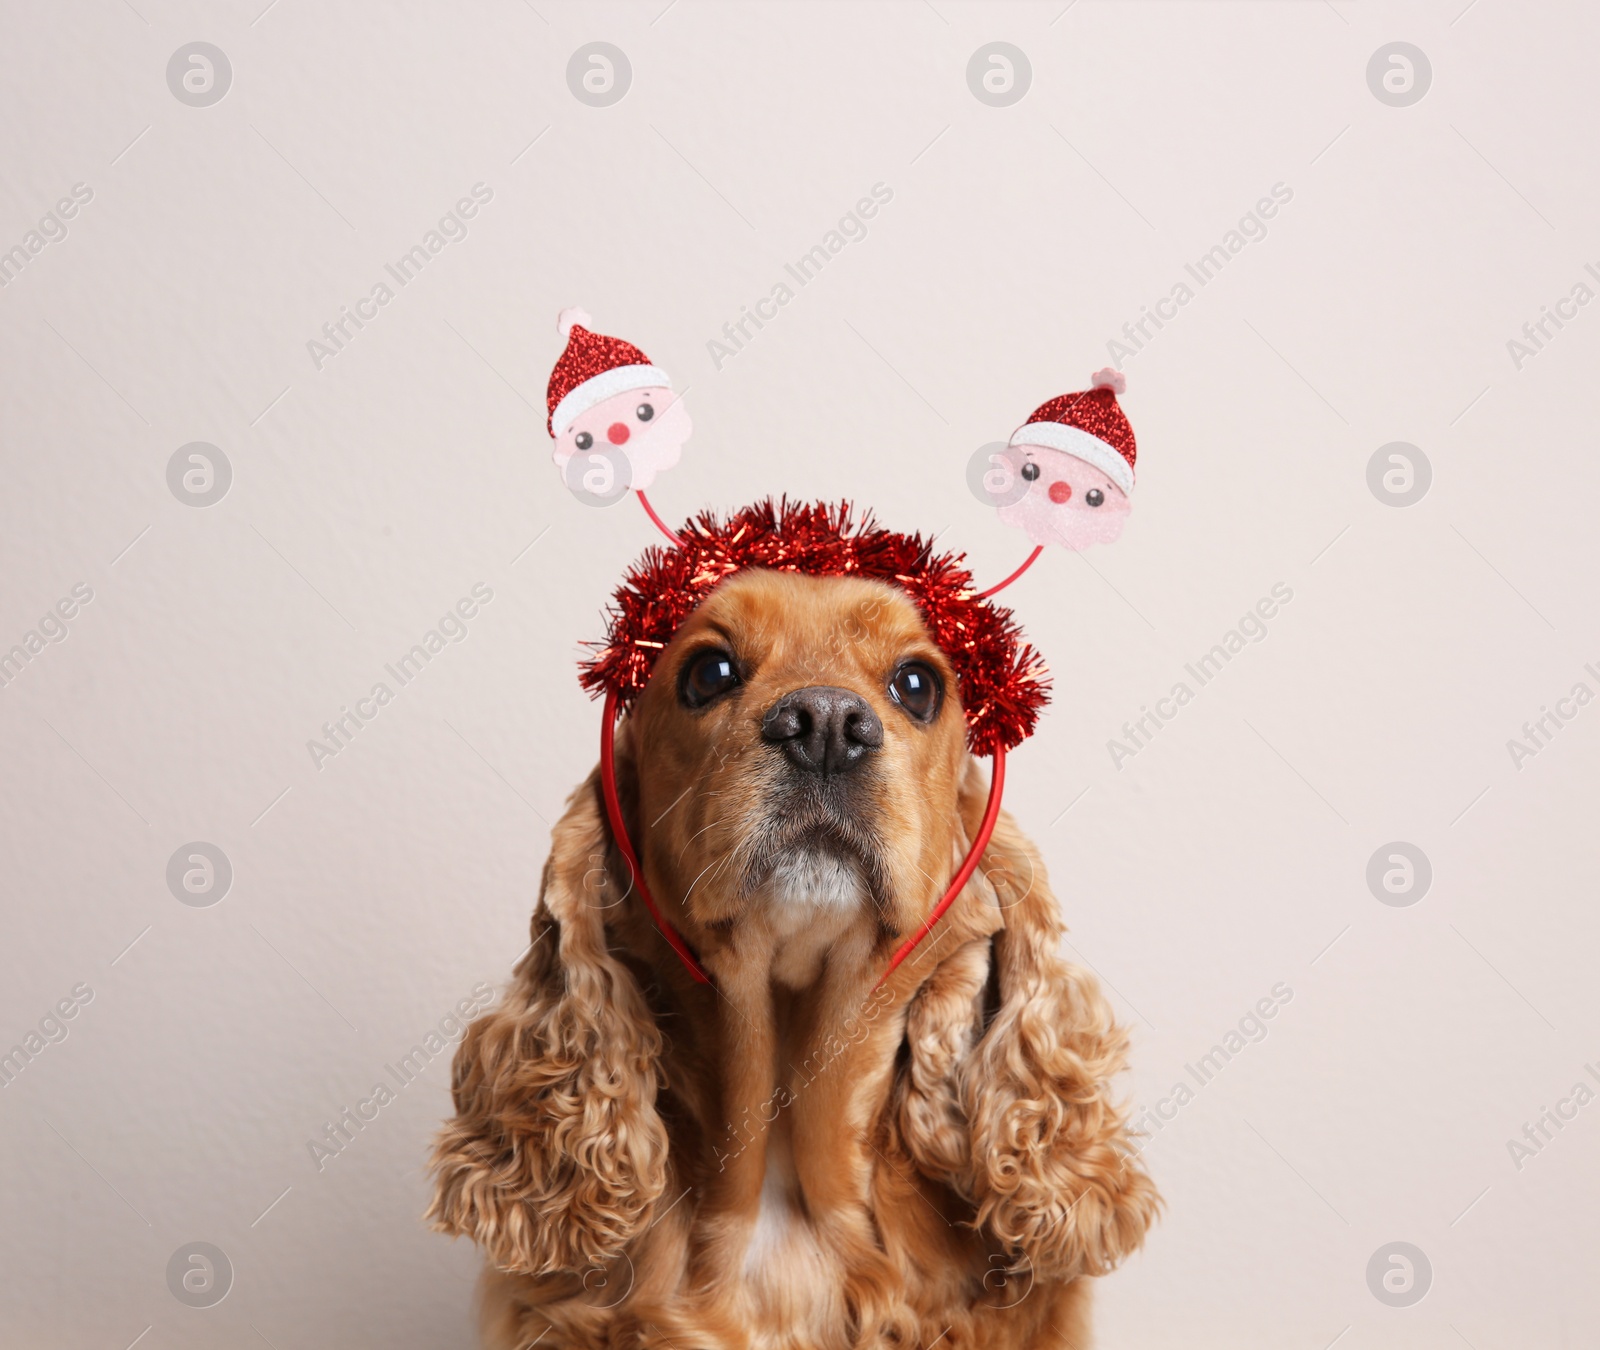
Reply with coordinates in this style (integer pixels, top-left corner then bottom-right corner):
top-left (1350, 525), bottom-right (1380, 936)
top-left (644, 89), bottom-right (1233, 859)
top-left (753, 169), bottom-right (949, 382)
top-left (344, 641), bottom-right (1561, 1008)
top-left (744, 687), bottom-right (892, 908)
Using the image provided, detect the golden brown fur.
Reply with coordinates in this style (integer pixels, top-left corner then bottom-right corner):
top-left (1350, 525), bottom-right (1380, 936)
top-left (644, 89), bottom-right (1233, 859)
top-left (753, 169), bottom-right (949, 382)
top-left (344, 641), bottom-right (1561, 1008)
top-left (429, 571), bottom-right (1159, 1348)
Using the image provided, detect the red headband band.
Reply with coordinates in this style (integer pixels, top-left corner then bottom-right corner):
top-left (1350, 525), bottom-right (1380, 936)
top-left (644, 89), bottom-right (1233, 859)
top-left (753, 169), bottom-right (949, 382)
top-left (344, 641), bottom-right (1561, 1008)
top-left (580, 498), bottom-right (1050, 755)
top-left (582, 498), bottom-right (1049, 988)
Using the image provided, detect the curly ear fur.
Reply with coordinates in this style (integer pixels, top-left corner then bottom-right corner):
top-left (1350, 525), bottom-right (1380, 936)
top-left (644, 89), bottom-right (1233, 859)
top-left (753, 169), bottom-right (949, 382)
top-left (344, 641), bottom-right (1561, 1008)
top-left (427, 772), bottom-right (669, 1275)
top-left (897, 799), bottom-right (1160, 1282)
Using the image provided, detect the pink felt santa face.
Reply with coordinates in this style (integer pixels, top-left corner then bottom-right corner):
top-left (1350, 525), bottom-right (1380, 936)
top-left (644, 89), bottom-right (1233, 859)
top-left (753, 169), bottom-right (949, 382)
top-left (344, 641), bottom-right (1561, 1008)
top-left (994, 445), bottom-right (1131, 550)
top-left (546, 308), bottom-right (690, 500)
top-left (551, 387), bottom-right (691, 494)
top-left (990, 369), bottom-right (1138, 553)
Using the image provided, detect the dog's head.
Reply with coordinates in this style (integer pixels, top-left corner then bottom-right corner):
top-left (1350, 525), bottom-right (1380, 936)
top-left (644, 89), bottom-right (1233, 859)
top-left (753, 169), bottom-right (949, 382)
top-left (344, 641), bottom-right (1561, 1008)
top-left (626, 569), bottom-right (968, 950)
top-left (429, 568), bottom-right (1158, 1288)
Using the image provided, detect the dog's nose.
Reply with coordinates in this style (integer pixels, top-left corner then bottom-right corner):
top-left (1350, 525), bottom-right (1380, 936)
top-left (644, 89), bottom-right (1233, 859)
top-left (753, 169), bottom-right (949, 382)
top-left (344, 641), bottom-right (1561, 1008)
top-left (761, 686), bottom-right (883, 776)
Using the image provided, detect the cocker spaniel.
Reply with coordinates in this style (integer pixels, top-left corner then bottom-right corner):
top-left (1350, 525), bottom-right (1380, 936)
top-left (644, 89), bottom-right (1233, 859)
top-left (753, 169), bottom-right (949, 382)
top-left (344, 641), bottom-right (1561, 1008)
top-left (429, 568), bottom-right (1158, 1348)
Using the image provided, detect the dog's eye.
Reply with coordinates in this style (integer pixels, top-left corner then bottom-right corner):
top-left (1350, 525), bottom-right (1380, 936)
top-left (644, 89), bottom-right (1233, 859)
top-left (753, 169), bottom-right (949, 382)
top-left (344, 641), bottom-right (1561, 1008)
top-left (574, 430), bottom-right (593, 450)
top-left (1086, 487), bottom-right (1104, 507)
top-left (1020, 460), bottom-right (1040, 482)
top-left (636, 401), bottom-right (655, 422)
top-left (681, 648), bottom-right (741, 708)
top-left (889, 661), bottom-right (941, 722)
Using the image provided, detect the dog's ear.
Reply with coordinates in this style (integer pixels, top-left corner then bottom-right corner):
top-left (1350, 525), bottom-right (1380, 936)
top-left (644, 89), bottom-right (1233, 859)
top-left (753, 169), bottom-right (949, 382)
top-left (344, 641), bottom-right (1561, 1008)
top-left (427, 770), bottom-right (669, 1275)
top-left (896, 774), bottom-right (1160, 1281)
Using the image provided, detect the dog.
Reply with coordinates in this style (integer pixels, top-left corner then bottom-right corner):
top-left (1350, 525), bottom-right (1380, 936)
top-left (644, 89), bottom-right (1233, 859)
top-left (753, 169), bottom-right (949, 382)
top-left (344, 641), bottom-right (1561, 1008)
top-left (429, 568), bottom-right (1159, 1348)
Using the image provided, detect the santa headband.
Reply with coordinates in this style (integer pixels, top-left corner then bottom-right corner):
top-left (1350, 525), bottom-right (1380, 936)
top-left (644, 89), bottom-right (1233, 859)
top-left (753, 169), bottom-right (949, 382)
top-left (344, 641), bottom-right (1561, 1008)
top-left (550, 309), bottom-right (1142, 988)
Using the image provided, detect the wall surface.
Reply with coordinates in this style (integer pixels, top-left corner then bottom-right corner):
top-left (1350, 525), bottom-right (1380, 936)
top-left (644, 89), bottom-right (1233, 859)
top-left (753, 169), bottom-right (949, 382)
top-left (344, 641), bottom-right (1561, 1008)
top-left (2, 2), bottom-right (1597, 1347)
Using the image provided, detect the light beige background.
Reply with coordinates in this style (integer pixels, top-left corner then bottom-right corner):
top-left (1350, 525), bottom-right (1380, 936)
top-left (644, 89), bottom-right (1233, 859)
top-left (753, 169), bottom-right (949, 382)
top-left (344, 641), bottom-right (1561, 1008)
top-left (2, 1), bottom-right (1597, 1347)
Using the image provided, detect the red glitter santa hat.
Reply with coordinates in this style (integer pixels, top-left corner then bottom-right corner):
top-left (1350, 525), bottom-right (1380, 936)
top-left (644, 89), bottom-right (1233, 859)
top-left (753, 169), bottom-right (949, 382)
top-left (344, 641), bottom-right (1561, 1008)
top-left (546, 307), bottom-right (673, 437)
top-left (1008, 368), bottom-right (1137, 495)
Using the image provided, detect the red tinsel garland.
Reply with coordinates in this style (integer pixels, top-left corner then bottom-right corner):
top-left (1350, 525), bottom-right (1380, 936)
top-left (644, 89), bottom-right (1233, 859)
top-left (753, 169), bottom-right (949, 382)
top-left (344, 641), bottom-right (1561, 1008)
top-left (579, 498), bottom-right (1050, 756)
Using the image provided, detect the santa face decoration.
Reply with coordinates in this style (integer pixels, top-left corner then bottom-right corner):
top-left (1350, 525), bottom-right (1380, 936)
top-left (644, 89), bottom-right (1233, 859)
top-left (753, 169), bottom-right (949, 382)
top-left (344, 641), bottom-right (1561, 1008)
top-left (553, 386), bottom-right (691, 494)
top-left (988, 369), bottom-right (1138, 552)
top-left (547, 309), bottom-right (691, 499)
top-left (995, 446), bottom-right (1131, 549)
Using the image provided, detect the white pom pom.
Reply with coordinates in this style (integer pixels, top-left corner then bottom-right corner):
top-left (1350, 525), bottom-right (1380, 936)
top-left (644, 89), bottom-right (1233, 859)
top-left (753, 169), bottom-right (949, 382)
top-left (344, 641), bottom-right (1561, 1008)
top-left (557, 306), bottom-right (592, 338)
top-left (1091, 367), bottom-right (1127, 395)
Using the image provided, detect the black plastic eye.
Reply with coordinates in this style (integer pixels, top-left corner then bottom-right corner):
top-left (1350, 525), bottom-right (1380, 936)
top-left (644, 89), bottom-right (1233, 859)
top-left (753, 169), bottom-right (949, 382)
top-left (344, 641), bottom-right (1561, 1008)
top-left (574, 430), bottom-right (593, 451)
top-left (1020, 460), bottom-right (1041, 482)
top-left (680, 648), bottom-right (741, 708)
top-left (636, 402), bottom-right (655, 422)
top-left (1086, 488), bottom-right (1104, 507)
top-left (889, 661), bottom-right (942, 723)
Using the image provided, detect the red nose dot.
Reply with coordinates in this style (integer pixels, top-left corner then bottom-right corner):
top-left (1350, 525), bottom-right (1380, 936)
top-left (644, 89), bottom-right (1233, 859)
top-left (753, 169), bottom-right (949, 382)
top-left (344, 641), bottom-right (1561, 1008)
top-left (1048, 480), bottom-right (1073, 504)
top-left (607, 422), bottom-right (630, 445)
